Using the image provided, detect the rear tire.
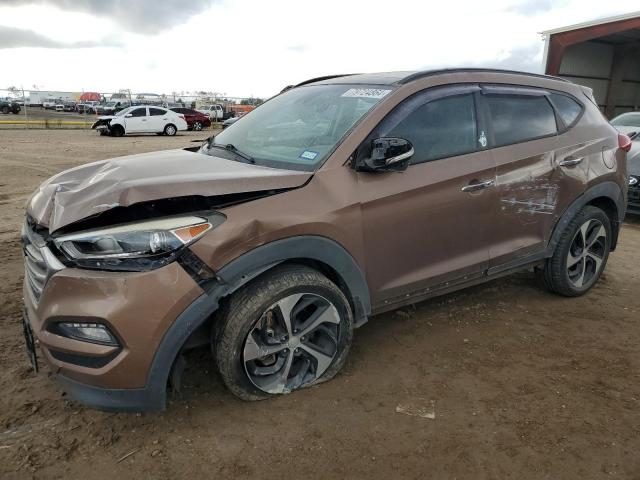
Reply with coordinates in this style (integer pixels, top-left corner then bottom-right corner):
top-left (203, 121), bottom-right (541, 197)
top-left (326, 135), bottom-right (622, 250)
top-left (536, 206), bottom-right (611, 297)
top-left (164, 123), bottom-right (177, 136)
top-left (214, 265), bottom-right (353, 401)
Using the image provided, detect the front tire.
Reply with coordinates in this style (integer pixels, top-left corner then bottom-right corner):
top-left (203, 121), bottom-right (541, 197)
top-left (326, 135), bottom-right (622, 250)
top-left (536, 206), bottom-right (611, 297)
top-left (110, 125), bottom-right (124, 137)
top-left (192, 121), bottom-right (203, 131)
top-left (214, 265), bottom-right (353, 401)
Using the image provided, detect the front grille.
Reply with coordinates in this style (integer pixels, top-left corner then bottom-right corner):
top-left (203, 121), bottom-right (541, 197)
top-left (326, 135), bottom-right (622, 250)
top-left (629, 185), bottom-right (640, 203)
top-left (22, 218), bottom-right (62, 303)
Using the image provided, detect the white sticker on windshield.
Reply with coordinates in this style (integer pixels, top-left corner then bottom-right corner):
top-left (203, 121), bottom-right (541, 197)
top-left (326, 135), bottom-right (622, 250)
top-left (341, 88), bottom-right (391, 99)
top-left (300, 150), bottom-right (319, 161)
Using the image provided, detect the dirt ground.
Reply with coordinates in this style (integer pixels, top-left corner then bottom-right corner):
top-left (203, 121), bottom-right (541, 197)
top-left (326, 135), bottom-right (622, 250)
top-left (1, 129), bottom-right (640, 479)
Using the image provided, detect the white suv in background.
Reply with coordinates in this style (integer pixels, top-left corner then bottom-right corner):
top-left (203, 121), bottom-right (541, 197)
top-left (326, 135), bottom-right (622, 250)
top-left (197, 104), bottom-right (224, 120)
top-left (91, 106), bottom-right (188, 136)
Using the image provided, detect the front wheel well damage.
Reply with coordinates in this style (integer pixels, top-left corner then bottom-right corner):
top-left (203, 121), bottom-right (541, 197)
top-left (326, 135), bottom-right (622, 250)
top-left (169, 255), bottom-right (367, 395)
top-left (110, 124), bottom-right (124, 136)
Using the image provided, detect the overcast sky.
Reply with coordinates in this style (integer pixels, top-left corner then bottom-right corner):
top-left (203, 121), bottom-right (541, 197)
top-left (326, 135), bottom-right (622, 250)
top-left (0, 0), bottom-right (638, 98)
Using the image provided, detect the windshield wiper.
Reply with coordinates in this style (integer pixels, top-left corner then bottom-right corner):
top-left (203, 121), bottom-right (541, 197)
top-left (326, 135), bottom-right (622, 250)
top-left (208, 143), bottom-right (255, 163)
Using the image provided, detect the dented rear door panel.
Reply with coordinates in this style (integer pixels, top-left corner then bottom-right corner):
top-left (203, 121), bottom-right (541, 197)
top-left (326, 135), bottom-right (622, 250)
top-left (489, 134), bottom-right (589, 267)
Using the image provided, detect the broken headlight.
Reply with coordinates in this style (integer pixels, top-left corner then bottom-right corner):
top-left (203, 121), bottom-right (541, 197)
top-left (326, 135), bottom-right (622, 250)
top-left (53, 215), bottom-right (223, 271)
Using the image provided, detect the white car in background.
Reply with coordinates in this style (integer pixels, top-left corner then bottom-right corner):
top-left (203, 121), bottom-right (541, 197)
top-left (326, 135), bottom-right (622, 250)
top-left (91, 106), bottom-right (188, 137)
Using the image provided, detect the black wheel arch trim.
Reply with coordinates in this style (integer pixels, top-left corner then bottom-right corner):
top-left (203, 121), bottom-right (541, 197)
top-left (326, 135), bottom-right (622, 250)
top-left (206, 236), bottom-right (371, 318)
top-left (547, 180), bottom-right (625, 255)
top-left (59, 236), bottom-right (370, 411)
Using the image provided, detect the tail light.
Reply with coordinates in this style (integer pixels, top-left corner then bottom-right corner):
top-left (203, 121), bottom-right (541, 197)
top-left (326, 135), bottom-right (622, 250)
top-left (178, 114), bottom-right (185, 120)
top-left (619, 133), bottom-right (632, 153)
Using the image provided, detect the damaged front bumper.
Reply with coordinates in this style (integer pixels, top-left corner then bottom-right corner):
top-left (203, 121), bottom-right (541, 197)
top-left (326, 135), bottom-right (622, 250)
top-left (22, 251), bottom-right (202, 410)
top-left (91, 118), bottom-right (112, 133)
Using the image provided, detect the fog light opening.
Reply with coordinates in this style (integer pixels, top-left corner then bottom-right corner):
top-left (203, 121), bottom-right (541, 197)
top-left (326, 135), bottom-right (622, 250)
top-left (57, 322), bottom-right (119, 346)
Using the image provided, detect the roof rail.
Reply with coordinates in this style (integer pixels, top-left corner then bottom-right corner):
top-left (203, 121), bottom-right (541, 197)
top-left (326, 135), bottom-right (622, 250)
top-left (294, 74), bottom-right (357, 87)
top-left (398, 68), bottom-right (571, 85)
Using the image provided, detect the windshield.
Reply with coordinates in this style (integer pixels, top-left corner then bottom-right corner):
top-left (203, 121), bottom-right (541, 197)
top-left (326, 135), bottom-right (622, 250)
top-left (612, 112), bottom-right (640, 127)
top-left (204, 84), bottom-right (393, 171)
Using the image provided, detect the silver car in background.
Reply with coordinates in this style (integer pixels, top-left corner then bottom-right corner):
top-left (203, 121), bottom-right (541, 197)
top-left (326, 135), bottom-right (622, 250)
top-left (611, 113), bottom-right (640, 214)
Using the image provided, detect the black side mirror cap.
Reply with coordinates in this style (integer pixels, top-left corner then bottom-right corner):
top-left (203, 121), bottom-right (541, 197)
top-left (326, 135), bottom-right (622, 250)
top-left (357, 137), bottom-right (413, 172)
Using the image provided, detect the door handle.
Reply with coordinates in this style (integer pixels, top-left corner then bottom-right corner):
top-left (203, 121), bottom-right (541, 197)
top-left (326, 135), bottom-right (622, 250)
top-left (558, 156), bottom-right (583, 167)
top-left (461, 179), bottom-right (494, 193)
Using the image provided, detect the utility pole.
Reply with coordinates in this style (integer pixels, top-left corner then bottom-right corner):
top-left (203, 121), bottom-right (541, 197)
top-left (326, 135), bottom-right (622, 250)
top-left (22, 84), bottom-right (28, 129)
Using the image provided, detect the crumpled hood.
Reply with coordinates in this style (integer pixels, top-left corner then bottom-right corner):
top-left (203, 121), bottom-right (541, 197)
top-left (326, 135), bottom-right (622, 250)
top-left (27, 149), bottom-right (312, 232)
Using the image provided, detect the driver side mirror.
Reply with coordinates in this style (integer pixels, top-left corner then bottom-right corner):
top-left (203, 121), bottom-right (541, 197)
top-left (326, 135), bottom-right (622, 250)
top-left (358, 137), bottom-right (413, 172)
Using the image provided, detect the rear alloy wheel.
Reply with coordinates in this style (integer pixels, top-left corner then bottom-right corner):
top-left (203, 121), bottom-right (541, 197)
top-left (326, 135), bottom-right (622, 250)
top-left (164, 124), bottom-right (177, 136)
top-left (192, 121), bottom-right (203, 131)
top-left (536, 206), bottom-right (611, 296)
top-left (215, 265), bottom-right (353, 401)
top-left (565, 218), bottom-right (607, 289)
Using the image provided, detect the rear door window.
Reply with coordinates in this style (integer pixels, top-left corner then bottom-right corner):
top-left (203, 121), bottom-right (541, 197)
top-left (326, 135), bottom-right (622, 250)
top-left (549, 93), bottom-right (583, 128)
top-left (385, 94), bottom-right (479, 163)
top-left (149, 107), bottom-right (166, 116)
top-left (485, 94), bottom-right (557, 146)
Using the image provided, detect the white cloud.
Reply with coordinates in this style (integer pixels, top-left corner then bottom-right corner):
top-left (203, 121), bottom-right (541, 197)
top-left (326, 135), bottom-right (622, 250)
top-left (0, 0), bottom-right (638, 97)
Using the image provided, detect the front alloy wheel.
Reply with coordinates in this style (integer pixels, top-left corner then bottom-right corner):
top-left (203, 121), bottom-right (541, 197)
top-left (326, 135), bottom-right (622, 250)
top-left (214, 265), bottom-right (353, 401)
top-left (243, 293), bottom-right (340, 394)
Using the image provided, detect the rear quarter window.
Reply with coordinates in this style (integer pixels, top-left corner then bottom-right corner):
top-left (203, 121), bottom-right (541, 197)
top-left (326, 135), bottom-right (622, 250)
top-left (549, 93), bottom-right (583, 128)
top-left (486, 95), bottom-right (557, 146)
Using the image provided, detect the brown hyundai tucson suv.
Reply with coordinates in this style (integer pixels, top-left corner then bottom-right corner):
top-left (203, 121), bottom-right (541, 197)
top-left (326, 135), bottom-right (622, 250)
top-left (22, 69), bottom-right (630, 411)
